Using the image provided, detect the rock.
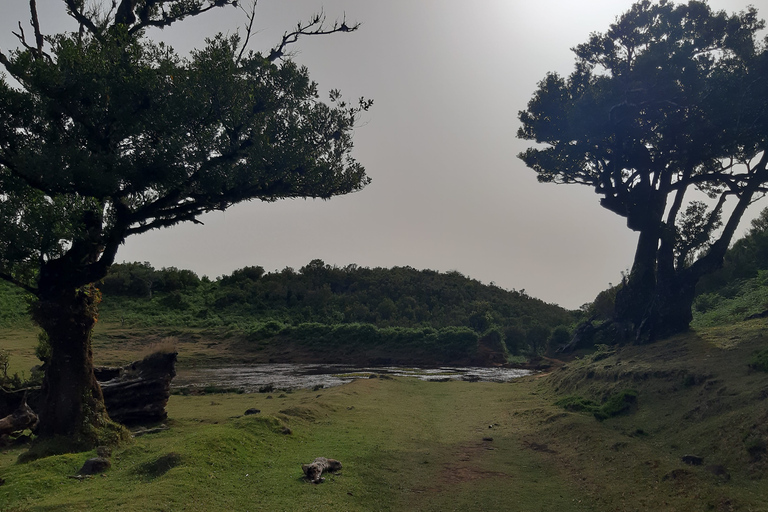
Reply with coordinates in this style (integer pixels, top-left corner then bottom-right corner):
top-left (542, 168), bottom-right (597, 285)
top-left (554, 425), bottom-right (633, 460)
top-left (244, 408), bottom-right (261, 415)
top-left (78, 457), bottom-right (111, 475)
top-left (681, 454), bottom-right (703, 466)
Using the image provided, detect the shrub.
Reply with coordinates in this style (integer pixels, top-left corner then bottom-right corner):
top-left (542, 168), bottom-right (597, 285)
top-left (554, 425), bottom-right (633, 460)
top-left (547, 326), bottom-right (571, 353)
top-left (594, 390), bottom-right (638, 421)
top-left (554, 395), bottom-right (599, 413)
top-left (749, 349), bottom-right (768, 372)
top-left (556, 389), bottom-right (638, 421)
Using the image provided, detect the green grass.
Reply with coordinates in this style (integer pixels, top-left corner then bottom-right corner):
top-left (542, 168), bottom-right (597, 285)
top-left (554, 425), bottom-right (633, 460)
top-left (1, 379), bottom-right (593, 511)
top-left (4, 318), bottom-right (768, 510)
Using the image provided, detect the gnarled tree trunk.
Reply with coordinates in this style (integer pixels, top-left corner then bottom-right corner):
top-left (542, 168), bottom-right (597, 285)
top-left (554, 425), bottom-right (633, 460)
top-left (31, 283), bottom-right (120, 446)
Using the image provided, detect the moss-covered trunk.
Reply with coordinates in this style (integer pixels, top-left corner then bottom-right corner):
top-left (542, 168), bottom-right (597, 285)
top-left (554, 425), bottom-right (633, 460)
top-left (32, 283), bottom-right (121, 446)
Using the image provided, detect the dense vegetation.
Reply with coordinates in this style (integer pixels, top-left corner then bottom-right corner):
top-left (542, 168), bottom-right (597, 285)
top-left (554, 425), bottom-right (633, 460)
top-left (1, 259), bottom-right (575, 364)
top-left (692, 208), bottom-right (768, 327)
top-left (96, 259), bottom-right (574, 358)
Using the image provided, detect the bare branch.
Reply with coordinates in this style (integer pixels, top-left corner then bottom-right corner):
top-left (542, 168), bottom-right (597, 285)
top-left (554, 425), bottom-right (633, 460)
top-left (267, 11), bottom-right (360, 62)
top-left (127, 1), bottom-right (237, 35)
top-left (236, 1), bottom-right (258, 65)
top-left (64, 0), bottom-right (104, 40)
top-left (11, 3), bottom-right (51, 62)
top-left (29, 0), bottom-right (45, 54)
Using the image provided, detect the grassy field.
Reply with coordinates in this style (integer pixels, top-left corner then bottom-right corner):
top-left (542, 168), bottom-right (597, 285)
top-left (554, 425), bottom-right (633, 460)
top-left (2, 320), bottom-right (768, 511)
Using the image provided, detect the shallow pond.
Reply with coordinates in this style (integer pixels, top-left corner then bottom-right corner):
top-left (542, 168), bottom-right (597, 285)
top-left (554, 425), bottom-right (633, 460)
top-left (173, 364), bottom-right (532, 392)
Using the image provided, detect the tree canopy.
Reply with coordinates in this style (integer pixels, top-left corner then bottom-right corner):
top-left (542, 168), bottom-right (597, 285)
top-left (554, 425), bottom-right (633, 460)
top-left (518, 0), bottom-right (768, 340)
top-left (0, 0), bottom-right (371, 444)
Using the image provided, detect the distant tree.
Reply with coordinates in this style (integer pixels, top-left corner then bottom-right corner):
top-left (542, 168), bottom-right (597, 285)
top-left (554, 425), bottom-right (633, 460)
top-left (0, 1), bottom-right (371, 445)
top-left (503, 325), bottom-right (527, 356)
top-left (518, 0), bottom-right (768, 341)
top-left (100, 262), bottom-right (157, 298)
top-left (526, 324), bottom-right (551, 356)
top-left (547, 326), bottom-right (571, 354)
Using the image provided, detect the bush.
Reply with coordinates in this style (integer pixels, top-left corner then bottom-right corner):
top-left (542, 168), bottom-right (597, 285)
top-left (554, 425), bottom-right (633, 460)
top-left (594, 390), bottom-right (638, 421)
top-left (749, 349), bottom-right (768, 372)
top-left (556, 389), bottom-right (638, 421)
top-left (547, 326), bottom-right (571, 353)
top-left (554, 395), bottom-right (599, 413)
top-left (246, 320), bottom-right (286, 341)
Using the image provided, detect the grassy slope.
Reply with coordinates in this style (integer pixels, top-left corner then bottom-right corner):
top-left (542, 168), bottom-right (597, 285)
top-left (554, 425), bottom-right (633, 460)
top-left (1, 379), bottom-right (591, 512)
top-left (2, 320), bottom-right (768, 510)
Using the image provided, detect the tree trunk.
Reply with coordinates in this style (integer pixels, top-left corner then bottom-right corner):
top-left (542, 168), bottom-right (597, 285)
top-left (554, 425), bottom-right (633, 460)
top-left (614, 225), bottom-right (660, 330)
top-left (31, 285), bottom-right (123, 446)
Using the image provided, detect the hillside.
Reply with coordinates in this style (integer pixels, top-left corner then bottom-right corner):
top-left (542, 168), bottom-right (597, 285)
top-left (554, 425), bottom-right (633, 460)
top-left (0, 260), bottom-right (576, 370)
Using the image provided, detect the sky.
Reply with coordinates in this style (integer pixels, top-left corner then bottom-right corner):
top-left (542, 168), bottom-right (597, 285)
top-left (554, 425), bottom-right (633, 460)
top-left (1, 0), bottom-right (765, 309)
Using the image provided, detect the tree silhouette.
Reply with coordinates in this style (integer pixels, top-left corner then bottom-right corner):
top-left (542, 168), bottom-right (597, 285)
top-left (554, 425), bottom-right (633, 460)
top-left (518, 0), bottom-right (768, 341)
top-left (0, 0), bottom-right (371, 444)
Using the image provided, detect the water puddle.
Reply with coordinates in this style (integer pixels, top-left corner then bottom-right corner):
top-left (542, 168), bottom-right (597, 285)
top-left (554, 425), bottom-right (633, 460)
top-left (174, 364), bottom-right (532, 392)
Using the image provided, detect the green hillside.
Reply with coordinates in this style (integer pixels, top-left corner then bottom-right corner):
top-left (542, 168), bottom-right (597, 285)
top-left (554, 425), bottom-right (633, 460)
top-left (0, 260), bottom-right (576, 369)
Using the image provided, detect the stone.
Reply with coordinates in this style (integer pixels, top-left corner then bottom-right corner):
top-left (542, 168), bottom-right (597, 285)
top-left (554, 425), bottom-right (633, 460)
top-left (78, 457), bottom-right (111, 475)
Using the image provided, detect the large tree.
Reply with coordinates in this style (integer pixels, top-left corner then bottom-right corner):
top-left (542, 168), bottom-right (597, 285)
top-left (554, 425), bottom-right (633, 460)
top-left (0, 0), bottom-right (371, 445)
top-left (518, 0), bottom-right (768, 341)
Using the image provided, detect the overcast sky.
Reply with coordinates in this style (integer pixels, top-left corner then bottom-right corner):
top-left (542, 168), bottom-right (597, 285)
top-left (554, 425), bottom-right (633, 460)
top-left (1, 0), bottom-right (764, 309)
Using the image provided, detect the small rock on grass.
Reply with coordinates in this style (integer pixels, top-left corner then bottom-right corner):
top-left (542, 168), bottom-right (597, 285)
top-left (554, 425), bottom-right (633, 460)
top-left (78, 457), bottom-right (111, 475)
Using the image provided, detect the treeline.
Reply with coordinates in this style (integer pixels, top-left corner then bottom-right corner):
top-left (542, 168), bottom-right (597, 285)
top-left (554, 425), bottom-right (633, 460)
top-left (97, 259), bottom-right (576, 356)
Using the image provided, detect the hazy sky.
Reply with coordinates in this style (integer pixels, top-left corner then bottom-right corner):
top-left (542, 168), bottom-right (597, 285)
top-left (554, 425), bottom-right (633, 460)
top-left (1, 0), bottom-right (764, 309)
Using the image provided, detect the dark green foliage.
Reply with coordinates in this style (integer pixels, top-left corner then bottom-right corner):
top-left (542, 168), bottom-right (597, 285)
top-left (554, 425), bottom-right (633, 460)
top-left (556, 389), bottom-right (638, 421)
top-left (547, 326), bottom-right (571, 353)
top-left (699, 209), bottom-right (768, 294)
top-left (692, 209), bottom-right (768, 326)
top-left (503, 326), bottom-right (527, 356)
top-left (96, 260), bottom-right (576, 344)
top-left (286, 322), bottom-right (479, 361)
top-left (0, 1), bottom-right (372, 440)
top-left (519, 0), bottom-right (768, 339)
top-left (748, 349), bottom-right (768, 373)
top-left (554, 395), bottom-right (600, 414)
top-left (0, 280), bottom-right (34, 328)
top-left (594, 390), bottom-right (638, 421)
top-left (583, 284), bottom-right (621, 321)
top-left (35, 331), bottom-right (51, 364)
top-left (526, 324), bottom-right (551, 356)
